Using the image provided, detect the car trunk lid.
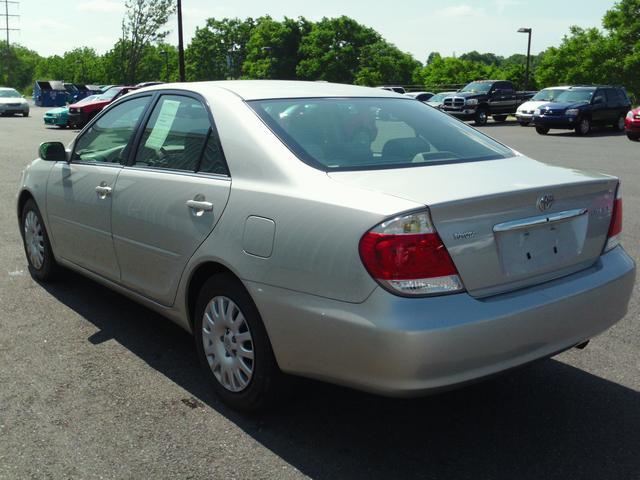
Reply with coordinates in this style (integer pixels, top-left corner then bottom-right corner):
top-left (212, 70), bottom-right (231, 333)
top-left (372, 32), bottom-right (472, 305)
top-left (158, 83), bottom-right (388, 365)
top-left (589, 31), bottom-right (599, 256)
top-left (329, 156), bottom-right (618, 297)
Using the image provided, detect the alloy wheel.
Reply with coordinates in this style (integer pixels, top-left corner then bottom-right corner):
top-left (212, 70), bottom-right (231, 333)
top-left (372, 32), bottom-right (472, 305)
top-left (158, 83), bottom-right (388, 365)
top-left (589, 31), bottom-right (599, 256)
top-left (201, 296), bottom-right (255, 392)
top-left (24, 210), bottom-right (44, 270)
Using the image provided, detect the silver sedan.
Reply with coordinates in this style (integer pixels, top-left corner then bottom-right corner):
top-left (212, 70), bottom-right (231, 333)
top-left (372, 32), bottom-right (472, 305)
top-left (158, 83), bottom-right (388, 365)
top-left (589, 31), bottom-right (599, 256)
top-left (17, 81), bottom-right (635, 411)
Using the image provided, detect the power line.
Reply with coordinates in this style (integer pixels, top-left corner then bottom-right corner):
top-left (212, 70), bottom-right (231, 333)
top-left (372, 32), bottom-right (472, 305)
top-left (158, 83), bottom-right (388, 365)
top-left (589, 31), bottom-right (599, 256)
top-left (0, 0), bottom-right (19, 46)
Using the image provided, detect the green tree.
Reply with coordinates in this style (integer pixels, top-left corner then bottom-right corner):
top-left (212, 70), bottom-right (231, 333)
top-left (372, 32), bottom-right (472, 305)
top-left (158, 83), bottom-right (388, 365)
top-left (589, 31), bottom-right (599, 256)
top-left (354, 40), bottom-right (421, 86)
top-left (603, 0), bottom-right (640, 96)
top-left (0, 42), bottom-right (42, 92)
top-left (185, 17), bottom-right (256, 81)
top-left (296, 16), bottom-right (380, 83)
top-left (535, 27), bottom-right (621, 89)
top-left (243, 16), bottom-right (310, 79)
top-left (119, 0), bottom-right (175, 84)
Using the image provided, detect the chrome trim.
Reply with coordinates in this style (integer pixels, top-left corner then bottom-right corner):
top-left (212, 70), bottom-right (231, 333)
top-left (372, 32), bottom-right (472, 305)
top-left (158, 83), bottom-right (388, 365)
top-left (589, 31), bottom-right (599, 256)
top-left (493, 208), bottom-right (588, 233)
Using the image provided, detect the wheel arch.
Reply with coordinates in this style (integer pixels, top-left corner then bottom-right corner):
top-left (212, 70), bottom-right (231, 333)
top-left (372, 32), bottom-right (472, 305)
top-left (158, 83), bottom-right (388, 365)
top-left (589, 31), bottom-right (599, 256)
top-left (185, 260), bottom-right (244, 331)
top-left (17, 189), bottom-right (35, 225)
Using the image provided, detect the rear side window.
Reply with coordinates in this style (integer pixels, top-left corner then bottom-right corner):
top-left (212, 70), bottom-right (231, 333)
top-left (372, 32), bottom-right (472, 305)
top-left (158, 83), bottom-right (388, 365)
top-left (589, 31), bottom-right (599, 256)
top-left (134, 95), bottom-right (220, 173)
top-left (249, 98), bottom-right (514, 171)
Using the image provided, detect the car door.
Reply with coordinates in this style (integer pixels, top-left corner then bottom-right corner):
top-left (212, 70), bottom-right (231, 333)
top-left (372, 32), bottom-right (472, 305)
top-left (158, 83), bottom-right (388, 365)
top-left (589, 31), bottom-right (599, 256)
top-left (590, 89), bottom-right (608, 125)
top-left (45, 95), bottom-right (151, 280)
top-left (111, 92), bottom-right (232, 306)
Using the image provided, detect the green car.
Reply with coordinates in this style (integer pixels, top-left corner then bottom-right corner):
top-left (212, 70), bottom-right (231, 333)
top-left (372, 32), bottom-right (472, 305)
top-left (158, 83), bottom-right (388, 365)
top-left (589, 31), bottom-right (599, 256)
top-left (43, 94), bottom-right (99, 128)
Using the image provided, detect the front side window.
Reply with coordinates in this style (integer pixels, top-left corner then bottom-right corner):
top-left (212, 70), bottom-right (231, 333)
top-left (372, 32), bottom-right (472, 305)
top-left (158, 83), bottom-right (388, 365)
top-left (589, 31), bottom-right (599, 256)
top-left (72, 96), bottom-right (150, 164)
top-left (133, 95), bottom-right (219, 172)
top-left (250, 98), bottom-right (514, 171)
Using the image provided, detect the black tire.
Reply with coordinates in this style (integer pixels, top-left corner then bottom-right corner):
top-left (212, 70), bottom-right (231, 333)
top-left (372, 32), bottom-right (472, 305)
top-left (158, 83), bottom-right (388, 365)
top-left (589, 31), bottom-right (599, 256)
top-left (21, 198), bottom-right (58, 281)
top-left (575, 116), bottom-right (591, 136)
top-left (627, 132), bottom-right (640, 142)
top-left (474, 108), bottom-right (488, 126)
top-left (535, 126), bottom-right (550, 135)
top-left (613, 115), bottom-right (626, 132)
top-left (23, 111), bottom-right (29, 117)
top-left (194, 274), bottom-right (287, 412)
top-left (519, 121), bottom-right (530, 127)
top-left (493, 115), bottom-right (508, 123)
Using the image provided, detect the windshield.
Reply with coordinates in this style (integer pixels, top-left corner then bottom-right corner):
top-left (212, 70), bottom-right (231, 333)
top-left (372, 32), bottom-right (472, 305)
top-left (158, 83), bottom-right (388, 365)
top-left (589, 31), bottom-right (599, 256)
top-left (97, 87), bottom-right (123, 101)
top-left (249, 98), bottom-right (514, 171)
top-left (532, 89), bottom-right (566, 102)
top-left (554, 89), bottom-right (594, 103)
top-left (77, 95), bottom-right (100, 105)
top-left (428, 92), bottom-right (451, 103)
top-left (460, 82), bottom-right (492, 93)
top-left (0, 89), bottom-right (21, 98)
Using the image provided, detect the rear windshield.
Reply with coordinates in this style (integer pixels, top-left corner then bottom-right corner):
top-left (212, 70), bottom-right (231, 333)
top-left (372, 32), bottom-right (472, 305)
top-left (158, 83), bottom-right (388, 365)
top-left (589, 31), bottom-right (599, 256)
top-left (249, 98), bottom-right (514, 171)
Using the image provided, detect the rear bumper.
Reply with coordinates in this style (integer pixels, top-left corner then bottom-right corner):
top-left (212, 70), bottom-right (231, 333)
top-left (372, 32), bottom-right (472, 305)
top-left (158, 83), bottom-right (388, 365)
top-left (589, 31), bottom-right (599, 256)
top-left (247, 246), bottom-right (636, 397)
top-left (532, 114), bottom-right (578, 129)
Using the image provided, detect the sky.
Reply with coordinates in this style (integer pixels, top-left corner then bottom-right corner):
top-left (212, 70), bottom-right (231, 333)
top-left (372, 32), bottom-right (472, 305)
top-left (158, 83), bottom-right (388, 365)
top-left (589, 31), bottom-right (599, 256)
top-left (5, 0), bottom-right (614, 61)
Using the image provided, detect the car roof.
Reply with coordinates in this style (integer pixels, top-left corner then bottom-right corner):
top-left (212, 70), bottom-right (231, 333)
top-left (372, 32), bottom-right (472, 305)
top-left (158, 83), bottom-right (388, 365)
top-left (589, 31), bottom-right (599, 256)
top-left (138, 80), bottom-right (405, 101)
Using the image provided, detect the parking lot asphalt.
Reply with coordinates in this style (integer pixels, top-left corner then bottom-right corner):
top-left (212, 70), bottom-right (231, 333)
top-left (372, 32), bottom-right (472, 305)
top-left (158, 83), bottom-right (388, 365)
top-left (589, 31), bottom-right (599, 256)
top-left (0, 107), bottom-right (638, 480)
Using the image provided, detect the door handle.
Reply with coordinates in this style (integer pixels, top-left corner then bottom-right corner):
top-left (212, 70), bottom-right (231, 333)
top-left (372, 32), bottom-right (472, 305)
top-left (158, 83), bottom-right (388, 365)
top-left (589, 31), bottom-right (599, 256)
top-left (95, 185), bottom-right (112, 198)
top-left (186, 199), bottom-right (213, 214)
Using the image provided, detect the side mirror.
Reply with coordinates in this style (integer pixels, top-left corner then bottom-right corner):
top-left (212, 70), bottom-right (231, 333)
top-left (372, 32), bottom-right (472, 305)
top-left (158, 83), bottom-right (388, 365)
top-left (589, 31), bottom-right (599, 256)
top-left (593, 96), bottom-right (604, 105)
top-left (39, 142), bottom-right (67, 162)
top-left (492, 89), bottom-right (502, 95)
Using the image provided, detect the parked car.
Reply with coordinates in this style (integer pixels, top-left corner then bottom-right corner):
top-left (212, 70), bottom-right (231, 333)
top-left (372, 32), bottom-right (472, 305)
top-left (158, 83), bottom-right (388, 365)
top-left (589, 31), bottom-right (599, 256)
top-left (424, 91), bottom-right (456, 109)
top-left (43, 95), bottom-right (100, 128)
top-left (18, 81), bottom-right (635, 411)
top-left (624, 106), bottom-right (640, 141)
top-left (405, 91), bottom-right (435, 102)
top-left (67, 86), bottom-right (136, 128)
top-left (515, 86), bottom-right (570, 126)
top-left (532, 86), bottom-right (632, 136)
top-left (379, 86), bottom-right (406, 94)
top-left (0, 87), bottom-right (29, 116)
top-left (441, 80), bottom-right (537, 125)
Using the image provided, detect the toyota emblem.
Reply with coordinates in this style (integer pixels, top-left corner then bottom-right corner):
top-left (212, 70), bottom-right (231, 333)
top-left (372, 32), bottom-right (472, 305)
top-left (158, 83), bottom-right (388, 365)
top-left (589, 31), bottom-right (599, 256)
top-left (537, 194), bottom-right (554, 212)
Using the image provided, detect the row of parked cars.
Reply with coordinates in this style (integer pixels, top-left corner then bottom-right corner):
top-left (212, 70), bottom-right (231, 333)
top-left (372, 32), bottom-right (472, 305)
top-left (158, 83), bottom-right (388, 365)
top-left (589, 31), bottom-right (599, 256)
top-left (42, 82), bottom-right (163, 129)
top-left (396, 81), bottom-right (639, 142)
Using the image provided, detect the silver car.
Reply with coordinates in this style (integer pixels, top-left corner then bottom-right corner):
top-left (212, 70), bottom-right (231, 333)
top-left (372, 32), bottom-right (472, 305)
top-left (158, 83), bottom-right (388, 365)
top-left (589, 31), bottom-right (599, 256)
top-left (17, 81), bottom-right (635, 411)
top-left (0, 87), bottom-right (30, 116)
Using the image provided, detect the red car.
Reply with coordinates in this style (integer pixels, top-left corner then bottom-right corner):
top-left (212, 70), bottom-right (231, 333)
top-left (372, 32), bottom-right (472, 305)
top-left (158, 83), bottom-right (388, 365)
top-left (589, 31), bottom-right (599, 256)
top-left (68, 86), bottom-right (137, 128)
top-left (625, 106), bottom-right (640, 141)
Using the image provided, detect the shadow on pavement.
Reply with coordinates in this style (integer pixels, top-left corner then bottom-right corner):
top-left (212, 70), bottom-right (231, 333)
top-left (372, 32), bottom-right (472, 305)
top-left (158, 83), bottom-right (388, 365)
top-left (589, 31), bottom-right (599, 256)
top-left (43, 270), bottom-right (640, 480)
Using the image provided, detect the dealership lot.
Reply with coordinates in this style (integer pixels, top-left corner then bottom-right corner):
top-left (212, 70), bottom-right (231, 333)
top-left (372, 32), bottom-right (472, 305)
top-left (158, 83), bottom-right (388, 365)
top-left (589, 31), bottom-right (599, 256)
top-left (1, 106), bottom-right (638, 479)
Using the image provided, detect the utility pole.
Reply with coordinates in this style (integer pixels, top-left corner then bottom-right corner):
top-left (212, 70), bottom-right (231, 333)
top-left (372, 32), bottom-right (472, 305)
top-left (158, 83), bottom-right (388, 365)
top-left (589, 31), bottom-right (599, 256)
top-left (177, 0), bottom-right (185, 82)
top-left (0, 0), bottom-right (19, 85)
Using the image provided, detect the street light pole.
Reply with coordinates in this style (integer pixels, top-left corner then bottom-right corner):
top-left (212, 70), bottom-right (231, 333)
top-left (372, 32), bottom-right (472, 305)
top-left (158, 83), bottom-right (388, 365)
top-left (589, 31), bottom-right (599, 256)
top-left (160, 50), bottom-right (169, 82)
top-left (177, 0), bottom-right (185, 82)
top-left (518, 27), bottom-right (532, 90)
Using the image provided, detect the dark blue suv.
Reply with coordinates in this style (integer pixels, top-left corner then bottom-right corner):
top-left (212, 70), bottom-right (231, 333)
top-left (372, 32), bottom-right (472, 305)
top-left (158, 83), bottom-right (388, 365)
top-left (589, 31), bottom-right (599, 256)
top-left (532, 86), bottom-right (631, 136)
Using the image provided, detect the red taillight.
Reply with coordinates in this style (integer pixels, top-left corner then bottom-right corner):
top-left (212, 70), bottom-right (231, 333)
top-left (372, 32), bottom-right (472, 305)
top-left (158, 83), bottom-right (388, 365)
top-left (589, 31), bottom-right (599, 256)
top-left (359, 210), bottom-right (464, 296)
top-left (605, 184), bottom-right (622, 252)
top-left (608, 198), bottom-right (622, 238)
top-left (359, 232), bottom-right (457, 280)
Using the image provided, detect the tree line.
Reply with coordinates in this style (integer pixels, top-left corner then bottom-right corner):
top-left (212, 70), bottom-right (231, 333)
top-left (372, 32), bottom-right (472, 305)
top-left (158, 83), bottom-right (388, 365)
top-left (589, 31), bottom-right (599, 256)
top-left (0, 0), bottom-right (638, 100)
